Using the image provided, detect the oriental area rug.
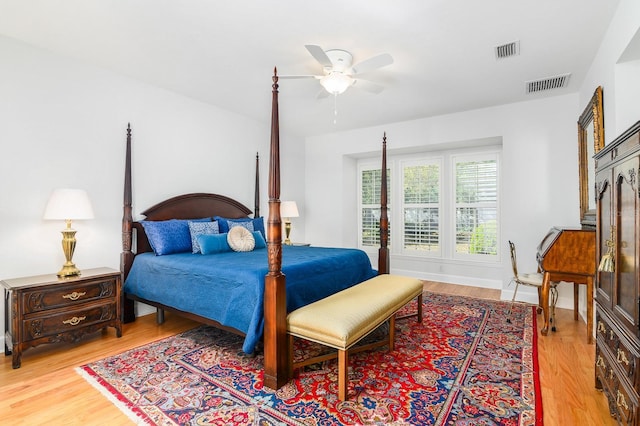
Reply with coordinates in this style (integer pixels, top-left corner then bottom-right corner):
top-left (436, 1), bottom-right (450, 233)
top-left (77, 292), bottom-right (542, 425)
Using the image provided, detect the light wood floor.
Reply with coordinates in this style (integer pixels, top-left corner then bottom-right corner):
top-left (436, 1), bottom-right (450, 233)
top-left (1, 282), bottom-right (615, 425)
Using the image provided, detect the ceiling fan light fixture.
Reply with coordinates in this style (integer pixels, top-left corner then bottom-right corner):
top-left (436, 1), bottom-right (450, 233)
top-left (320, 72), bottom-right (353, 95)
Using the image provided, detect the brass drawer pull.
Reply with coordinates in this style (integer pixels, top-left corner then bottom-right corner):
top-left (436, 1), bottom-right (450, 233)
top-left (617, 390), bottom-right (629, 410)
top-left (617, 348), bottom-right (630, 366)
top-left (596, 355), bottom-right (606, 368)
top-left (62, 291), bottom-right (86, 301)
top-left (598, 321), bottom-right (606, 333)
top-left (62, 316), bottom-right (87, 326)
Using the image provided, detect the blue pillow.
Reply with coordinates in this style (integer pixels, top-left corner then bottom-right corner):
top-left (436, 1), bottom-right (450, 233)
top-left (141, 218), bottom-right (210, 256)
top-left (198, 233), bottom-right (231, 255)
top-left (253, 231), bottom-right (266, 249)
top-left (188, 221), bottom-right (220, 253)
top-left (215, 216), bottom-right (265, 239)
top-left (230, 221), bottom-right (254, 232)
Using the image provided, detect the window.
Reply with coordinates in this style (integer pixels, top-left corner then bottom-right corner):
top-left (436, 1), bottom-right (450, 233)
top-left (402, 159), bottom-right (441, 254)
top-left (358, 148), bottom-right (500, 262)
top-left (359, 166), bottom-right (390, 247)
top-left (453, 154), bottom-right (499, 258)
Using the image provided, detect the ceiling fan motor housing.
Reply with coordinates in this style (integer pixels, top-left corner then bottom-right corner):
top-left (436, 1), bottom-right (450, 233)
top-left (323, 49), bottom-right (353, 74)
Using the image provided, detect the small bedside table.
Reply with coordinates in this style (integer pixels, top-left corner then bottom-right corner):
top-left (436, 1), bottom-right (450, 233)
top-left (2, 267), bottom-right (122, 368)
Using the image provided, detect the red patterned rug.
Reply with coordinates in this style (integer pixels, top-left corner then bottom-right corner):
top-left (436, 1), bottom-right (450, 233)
top-left (77, 292), bottom-right (542, 425)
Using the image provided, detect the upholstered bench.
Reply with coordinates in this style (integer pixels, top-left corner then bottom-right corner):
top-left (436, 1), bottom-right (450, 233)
top-left (287, 274), bottom-right (424, 400)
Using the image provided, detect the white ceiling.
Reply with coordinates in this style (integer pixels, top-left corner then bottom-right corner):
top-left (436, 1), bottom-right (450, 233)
top-left (0, 0), bottom-right (621, 137)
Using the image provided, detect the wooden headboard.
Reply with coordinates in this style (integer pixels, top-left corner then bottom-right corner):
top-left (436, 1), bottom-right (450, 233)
top-left (131, 193), bottom-right (254, 255)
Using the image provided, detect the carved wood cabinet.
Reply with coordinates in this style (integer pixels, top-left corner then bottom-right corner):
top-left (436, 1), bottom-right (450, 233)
top-left (594, 121), bottom-right (640, 425)
top-left (2, 267), bottom-right (122, 368)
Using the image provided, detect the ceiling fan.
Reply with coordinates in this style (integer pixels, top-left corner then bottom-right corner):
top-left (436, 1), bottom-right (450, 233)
top-left (281, 45), bottom-right (394, 97)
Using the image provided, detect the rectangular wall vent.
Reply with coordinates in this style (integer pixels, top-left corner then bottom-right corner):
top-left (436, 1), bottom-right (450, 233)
top-left (525, 73), bottom-right (571, 93)
top-left (495, 41), bottom-right (520, 59)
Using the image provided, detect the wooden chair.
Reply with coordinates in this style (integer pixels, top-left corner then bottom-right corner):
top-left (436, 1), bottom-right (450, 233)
top-left (507, 240), bottom-right (559, 330)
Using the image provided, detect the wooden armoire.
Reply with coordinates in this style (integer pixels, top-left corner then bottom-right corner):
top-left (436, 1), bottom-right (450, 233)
top-left (594, 120), bottom-right (640, 425)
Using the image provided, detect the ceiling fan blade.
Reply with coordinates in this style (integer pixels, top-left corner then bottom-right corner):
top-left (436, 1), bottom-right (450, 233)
top-left (279, 75), bottom-right (321, 79)
top-left (305, 45), bottom-right (333, 68)
top-left (351, 53), bottom-right (393, 75)
top-left (353, 78), bottom-right (384, 94)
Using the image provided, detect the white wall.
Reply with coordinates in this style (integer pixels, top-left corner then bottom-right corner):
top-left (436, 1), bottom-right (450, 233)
top-left (305, 93), bottom-right (580, 307)
top-left (0, 36), bottom-right (305, 348)
top-left (580, 0), bottom-right (640, 142)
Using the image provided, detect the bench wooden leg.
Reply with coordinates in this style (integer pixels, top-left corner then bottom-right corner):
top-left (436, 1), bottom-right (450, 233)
top-left (417, 293), bottom-right (423, 323)
top-left (288, 334), bottom-right (295, 378)
top-left (389, 315), bottom-right (396, 352)
top-left (574, 283), bottom-right (579, 321)
top-left (338, 349), bottom-right (348, 401)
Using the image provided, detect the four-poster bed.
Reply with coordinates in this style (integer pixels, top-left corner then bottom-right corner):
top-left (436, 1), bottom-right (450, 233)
top-left (120, 69), bottom-right (390, 390)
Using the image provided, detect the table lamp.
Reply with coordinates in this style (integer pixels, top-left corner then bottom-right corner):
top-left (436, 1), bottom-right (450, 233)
top-left (44, 188), bottom-right (95, 277)
top-left (280, 201), bottom-right (299, 245)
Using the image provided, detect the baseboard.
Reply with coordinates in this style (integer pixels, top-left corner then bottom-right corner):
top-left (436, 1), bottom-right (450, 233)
top-left (392, 268), bottom-right (502, 290)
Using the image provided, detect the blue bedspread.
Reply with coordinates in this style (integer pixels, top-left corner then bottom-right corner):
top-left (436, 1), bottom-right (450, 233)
top-left (123, 245), bottom-right (376, 353)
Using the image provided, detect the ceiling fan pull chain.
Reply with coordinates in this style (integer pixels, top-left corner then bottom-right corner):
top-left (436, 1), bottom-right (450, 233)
top-left (333, 93), bottom-right (338, 124)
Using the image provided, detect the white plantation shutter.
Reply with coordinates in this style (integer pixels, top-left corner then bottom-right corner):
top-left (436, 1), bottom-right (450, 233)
top-left (402, 161), bottom-right (441, 253)
top-left (360, 167), bottom-right (390, 247)
top-left (454, 156), bottom-right (498, 256)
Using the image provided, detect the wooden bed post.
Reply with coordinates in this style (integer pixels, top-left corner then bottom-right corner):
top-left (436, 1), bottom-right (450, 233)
top-left (263, 68), bottom-right (289, 390)
top-left (255, 152), bottom-right (260, 218)
top-left (378, 132), bottom-right (390, 274)
top-left (121, 124), bottom-right (136, 323)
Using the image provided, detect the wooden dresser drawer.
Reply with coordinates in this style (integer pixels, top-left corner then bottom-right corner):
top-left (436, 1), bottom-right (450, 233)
top-left (597, 316), bottom-right (620, 355)
top-left (615, 379), bottom-right (639, 425)
top-left (21, 279), bottom-right (116, 314)
top-left (596, 344), bottom-right (617, 394)
top-left (22, 302), bottom-right (117, 341)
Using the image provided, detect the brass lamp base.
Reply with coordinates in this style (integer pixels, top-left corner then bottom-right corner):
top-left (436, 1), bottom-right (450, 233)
top-left (57, 262), bottom-right (81, 278)
top-left (284, 220), bottom-right (292, 245)
top-left (57, 221), bottom-right (81, 278)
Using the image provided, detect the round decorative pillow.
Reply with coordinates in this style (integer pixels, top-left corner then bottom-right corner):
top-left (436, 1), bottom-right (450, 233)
top-left (227, 226), bottom-right (255, 252)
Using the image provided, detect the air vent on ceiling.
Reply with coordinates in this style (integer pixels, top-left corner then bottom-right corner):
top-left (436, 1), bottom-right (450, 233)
top-left (525, 73), bottom-right (571, 94)
top-left (495, 41), bottom-right (520, 59)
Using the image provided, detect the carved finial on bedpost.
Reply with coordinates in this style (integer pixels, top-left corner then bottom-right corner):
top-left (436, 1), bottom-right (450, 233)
top-left (378, 132), bottom-right (390, 274)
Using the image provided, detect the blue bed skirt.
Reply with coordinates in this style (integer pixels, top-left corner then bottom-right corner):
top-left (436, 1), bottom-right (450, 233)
top-left (124, 245), bottom-right (377, 353)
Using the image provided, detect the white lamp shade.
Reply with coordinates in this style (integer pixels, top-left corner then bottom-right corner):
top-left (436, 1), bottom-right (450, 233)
top-left (43, 188), bottom-right (95, 220)
top-left (280, 201), bottom-right (299, 218)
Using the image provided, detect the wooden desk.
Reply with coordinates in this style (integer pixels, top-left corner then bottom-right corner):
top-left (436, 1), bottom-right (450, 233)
top-left (536, 227), bottom-right (596, 343)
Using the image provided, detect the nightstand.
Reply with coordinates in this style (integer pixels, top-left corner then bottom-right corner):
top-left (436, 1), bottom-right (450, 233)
top-left (2, 267), bottom-right (122, 368)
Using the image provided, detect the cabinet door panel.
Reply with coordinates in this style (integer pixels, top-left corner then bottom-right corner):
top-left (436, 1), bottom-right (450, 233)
top-left (613, 156), bottom-right (640, 333)
top-left (596, 167), bottom-right (613, 306)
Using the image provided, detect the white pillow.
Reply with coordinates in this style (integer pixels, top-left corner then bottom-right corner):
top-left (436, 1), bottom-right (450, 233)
top-left (227, 226), bottom-right (255, 252)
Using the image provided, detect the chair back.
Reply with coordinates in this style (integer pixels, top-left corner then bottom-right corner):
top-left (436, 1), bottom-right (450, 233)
top-left (508, 240), bottom-right (519, 278)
